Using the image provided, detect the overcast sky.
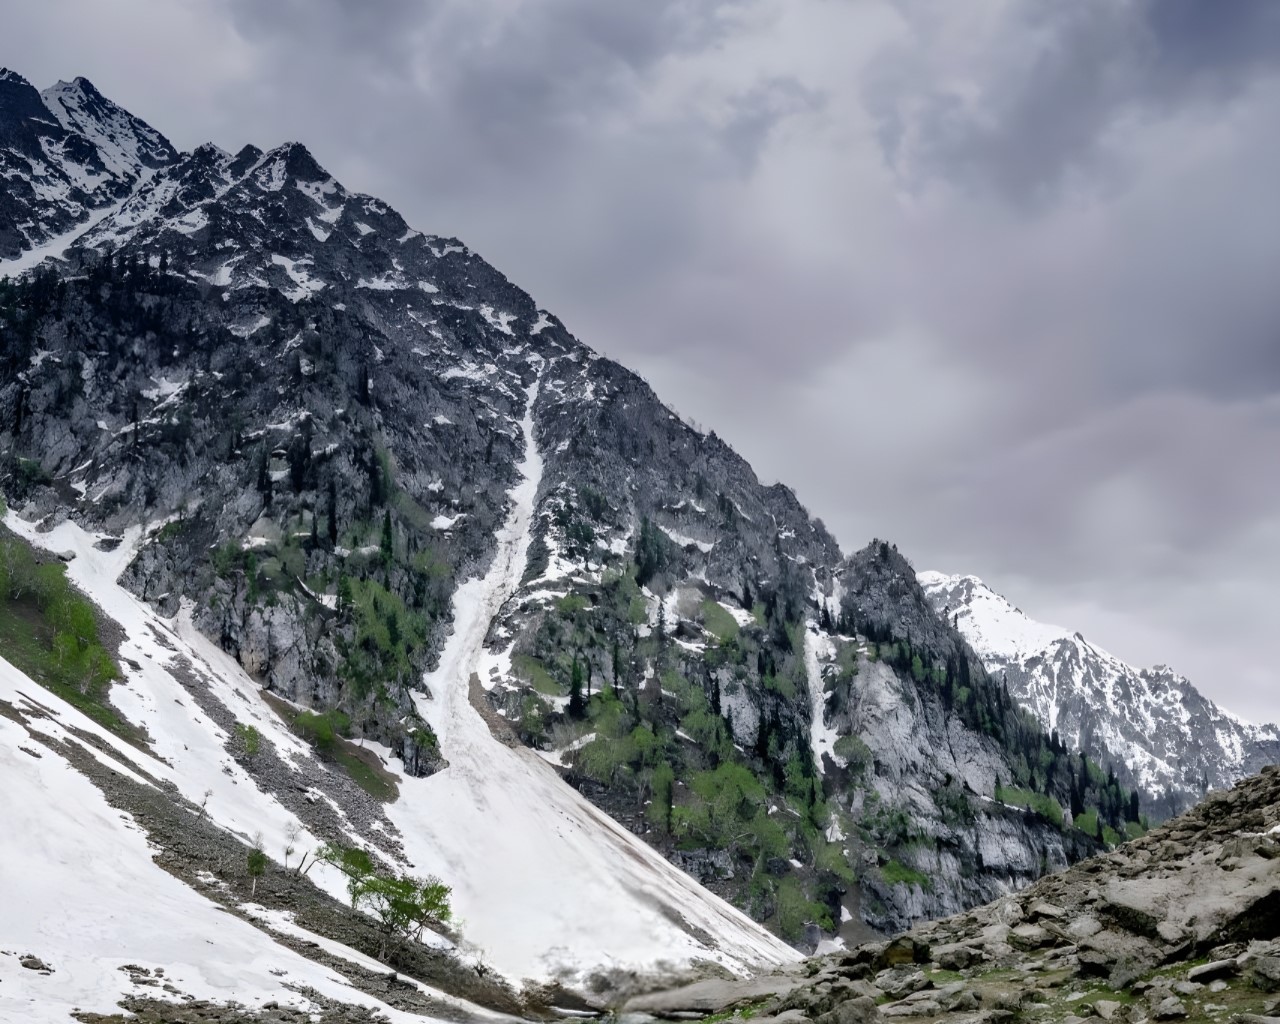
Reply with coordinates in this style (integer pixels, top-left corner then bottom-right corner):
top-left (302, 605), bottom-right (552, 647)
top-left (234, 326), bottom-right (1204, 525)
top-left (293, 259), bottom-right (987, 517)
top-left (8, 1), bottom-right (1279, 723)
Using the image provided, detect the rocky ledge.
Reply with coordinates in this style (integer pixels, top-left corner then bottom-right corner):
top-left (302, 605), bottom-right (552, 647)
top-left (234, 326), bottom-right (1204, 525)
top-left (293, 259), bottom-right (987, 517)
top-left (627, 764), bottom-right (1280, 1024)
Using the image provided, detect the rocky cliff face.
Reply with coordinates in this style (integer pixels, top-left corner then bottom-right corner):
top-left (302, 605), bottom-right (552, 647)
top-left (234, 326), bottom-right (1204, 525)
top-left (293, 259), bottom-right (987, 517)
top-left (920, 572), bottom-right (1280, 820)
top-left (0, 69), bottom-right (1136, 945)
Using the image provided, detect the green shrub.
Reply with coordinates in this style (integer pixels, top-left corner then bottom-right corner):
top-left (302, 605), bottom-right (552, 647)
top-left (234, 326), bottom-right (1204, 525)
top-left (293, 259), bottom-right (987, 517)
top-left (833, 733), bottom-right (873, 775)
top-left (776, 877), bottom-right (832, 940)
top-left (700, 600), bottom-right (740, 642)
top-left (996, 784), bottom-right (1064, 829)
top-left (557, 594), bottom-right (589, 615)
top-left (881, 859), bottom-right (930, 888)
top-left (295, 709), bottom-right (351, 752)
top-left (814, 840), bottom-right (855, 883)
top-left (235, 722), bottom-right (262, 757)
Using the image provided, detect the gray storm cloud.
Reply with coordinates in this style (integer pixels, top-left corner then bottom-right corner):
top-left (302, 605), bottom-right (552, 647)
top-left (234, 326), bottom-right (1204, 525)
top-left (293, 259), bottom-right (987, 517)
top-left (6, 0), bottom-right (1278, 722)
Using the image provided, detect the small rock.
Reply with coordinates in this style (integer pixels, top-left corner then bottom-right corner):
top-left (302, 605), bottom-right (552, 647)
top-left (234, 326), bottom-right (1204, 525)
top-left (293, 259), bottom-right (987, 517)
top-left (940, 990), bottom-right (979, 1012)
top-left (1094, 998), bottom-right (1123, 1020)
top-left (19, 955), bottom-right (52, 973)
top-left (881, 1001), bottom-right (939, 1018)
top-left (1029, 901), bottom-right (1067, 921)
top-left (1172, 981), bottom-right (1202, 996)
top-left (1210, 980), bottom-right (1229, 993)
top-left (1211, 943), bottom-right (1247, 961)
top-left (1152, 996), bottom-right (1188, 1019)
top-left (933, 943), bottom-right (983, 971)
top-left (1067, 917), bottom-right (1105, 941)
top-left (994, 900), bottom-right (1025, 926)
top-left (873, 968), bottom-right (930, 1000)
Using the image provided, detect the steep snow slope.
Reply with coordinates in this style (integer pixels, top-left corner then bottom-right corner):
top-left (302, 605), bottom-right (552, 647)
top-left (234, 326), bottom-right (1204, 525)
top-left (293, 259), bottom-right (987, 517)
top-left (919, 571), bottom-right (1280, 816)
top-left (0, 671), bottom-right (462, 1024)
top-left (384, 381), bottom-right (800, 981)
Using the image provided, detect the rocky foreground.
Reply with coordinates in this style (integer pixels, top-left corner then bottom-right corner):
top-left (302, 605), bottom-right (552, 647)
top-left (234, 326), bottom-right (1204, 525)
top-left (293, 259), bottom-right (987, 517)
top-left (629, 764), bottom-right (1280, 1024)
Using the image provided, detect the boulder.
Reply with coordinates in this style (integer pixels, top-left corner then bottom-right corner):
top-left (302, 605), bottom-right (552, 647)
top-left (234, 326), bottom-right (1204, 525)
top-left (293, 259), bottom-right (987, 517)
top-left (880, 1002), bottom-right (938, 1019)
top-left (873, 937), bottom-right (930, 970)
top-left (873, 968), bottom-right (930, 1000)
top-left (1029, 901), bottom-right (1067, 921)
top-left (1008, 923), bottom-right (1053, 951)
top-left (1253, 957), bottom-right (1280, 993)
top-left (814, 996), bottom-right (882, 1024)
top-left (1152, 996), bottom-right (1188, 1019)
top-left (933, 943), bottom-right (983, 971)
top-left (1189, 959), bottom-right (1240, 983)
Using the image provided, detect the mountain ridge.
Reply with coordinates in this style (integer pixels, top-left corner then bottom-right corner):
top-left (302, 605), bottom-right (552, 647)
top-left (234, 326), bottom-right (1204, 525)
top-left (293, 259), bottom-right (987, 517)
top-left (0, 67), bottom-right (1167, 998)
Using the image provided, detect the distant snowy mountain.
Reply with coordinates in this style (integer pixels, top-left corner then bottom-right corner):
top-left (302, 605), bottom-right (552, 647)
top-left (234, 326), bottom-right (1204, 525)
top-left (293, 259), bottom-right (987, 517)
top-left (919, 571), bottom-right (1280, 818)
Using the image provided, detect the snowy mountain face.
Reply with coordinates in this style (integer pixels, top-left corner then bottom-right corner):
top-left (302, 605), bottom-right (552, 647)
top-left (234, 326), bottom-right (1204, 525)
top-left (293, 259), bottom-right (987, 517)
top-left (0, 69), bottom-right (176, 266)
top-left (0, 71), bottom-right (1141, 1016)
top-left (918, 572), bottom-right (1280, 819)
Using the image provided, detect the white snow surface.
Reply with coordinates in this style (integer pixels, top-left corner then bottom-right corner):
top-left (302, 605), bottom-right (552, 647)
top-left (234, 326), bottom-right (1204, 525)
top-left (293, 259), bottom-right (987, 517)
top-left (804, 625), bottom-right (842, 776)
top-left (917, 571), bottom-right (1070, 662)
top-left (0, 515), bottom-right (354, 891)
top-left (0, 684), bottom-right (455, 1024)
top-left (387, 380), bottom-right (799, 983)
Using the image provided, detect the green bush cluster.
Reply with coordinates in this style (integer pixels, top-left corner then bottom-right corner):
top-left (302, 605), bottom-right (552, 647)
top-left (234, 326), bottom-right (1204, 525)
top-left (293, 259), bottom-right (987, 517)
top-left (317, 843), bottom-right (452, 960)
top-left (996, 783), bottom-right (1065, 829)
top-left (336, 575), bottom-right (428, 699)
top-left (880, 859), bottom-right (930, 888)
top-left (0, 535), bottom-right (118, 696)
top-left (295, 708), bottom-right (351, 751)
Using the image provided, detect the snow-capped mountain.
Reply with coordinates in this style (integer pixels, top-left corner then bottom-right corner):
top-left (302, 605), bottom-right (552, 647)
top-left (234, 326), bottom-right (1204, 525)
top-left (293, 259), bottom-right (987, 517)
top-left (919, 572), bottom-right (1280, 818)
top-left (0, 68), bottom-right (1144, 1016)
top-left (0, 69), bottom-right (176, 267)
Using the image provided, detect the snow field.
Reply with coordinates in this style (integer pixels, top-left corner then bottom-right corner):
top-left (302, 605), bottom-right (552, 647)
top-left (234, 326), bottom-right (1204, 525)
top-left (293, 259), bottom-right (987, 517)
top-left (0, 666), bottom-right (449, 1024)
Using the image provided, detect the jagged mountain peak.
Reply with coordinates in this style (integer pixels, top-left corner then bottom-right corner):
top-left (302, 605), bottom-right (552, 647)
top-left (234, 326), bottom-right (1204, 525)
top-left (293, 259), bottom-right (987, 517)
top-left (0, 66), bottom-right (49, 123)
top-left (0, 66), bottom-right (33, 87)
top-left (40, 74), bottom-right (176, 176)
top-left (918, 570), bottom-right (1076, 662)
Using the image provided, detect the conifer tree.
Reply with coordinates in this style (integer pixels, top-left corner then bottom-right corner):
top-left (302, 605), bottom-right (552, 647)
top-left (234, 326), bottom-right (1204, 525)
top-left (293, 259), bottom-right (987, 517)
top-left (327, 477), bottom-right (339, 547)
top-left (380, 509), bottom-right (393, 565)
top-left (568, 654), bottom-right (585, 719)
